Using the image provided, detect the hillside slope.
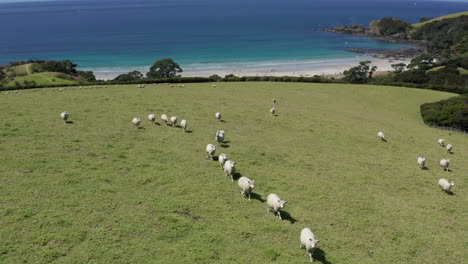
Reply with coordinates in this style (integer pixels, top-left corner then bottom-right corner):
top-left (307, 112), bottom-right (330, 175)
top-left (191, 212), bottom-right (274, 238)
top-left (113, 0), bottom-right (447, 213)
top-left (0, 83), bottom-right (466, 263)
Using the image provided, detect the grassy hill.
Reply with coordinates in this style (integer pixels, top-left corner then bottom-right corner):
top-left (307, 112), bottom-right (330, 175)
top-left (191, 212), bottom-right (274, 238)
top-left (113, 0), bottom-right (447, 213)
top-left (2, 63), bottom-right (79, 88)
top-left (413, 11), bottom-right (468, 28)
top-left (0, 83), bottom-right (466, 263)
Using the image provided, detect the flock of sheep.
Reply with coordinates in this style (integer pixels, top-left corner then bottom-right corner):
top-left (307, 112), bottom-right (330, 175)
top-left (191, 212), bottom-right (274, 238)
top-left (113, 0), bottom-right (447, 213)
top-left (57, 89), bottom-right (461, 262)
top-left (378, 131), bottom-right (456, 193)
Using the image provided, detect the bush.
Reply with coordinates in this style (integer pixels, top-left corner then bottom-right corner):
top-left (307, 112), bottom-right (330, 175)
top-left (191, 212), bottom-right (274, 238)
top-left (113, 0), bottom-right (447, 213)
top-left (420, 95), bottom-right (468, 131)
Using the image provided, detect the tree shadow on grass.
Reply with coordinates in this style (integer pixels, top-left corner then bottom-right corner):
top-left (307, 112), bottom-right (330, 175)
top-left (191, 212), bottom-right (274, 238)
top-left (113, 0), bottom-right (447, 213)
top-left (313, 248), bottom-right (333, 264)
top-left (280, 211), bottom-right (297, 224)
top-left (250, 193), bottom-right (266, 203)
top-left (65, 121), bottom-right (74, 124)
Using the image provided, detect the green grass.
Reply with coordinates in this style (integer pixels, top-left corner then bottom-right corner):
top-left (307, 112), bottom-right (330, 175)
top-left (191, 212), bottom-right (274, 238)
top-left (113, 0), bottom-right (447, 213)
top-left (413, 11), bottom-right (468, 28)
top-left (426, 66), bottom-right (445, 73)
top-left (458, 67), bottom-right (468, 75)
top-left (6, 63), bottom-right (34, 77)
top-left (6, 72), bottom-right (77, 87)
top-left (0, 82), bottom-right (466, 263)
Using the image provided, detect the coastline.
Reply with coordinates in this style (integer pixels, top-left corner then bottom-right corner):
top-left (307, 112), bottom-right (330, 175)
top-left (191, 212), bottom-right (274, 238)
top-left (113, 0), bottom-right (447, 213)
top-left (92, 56), bottom-right (411, 80)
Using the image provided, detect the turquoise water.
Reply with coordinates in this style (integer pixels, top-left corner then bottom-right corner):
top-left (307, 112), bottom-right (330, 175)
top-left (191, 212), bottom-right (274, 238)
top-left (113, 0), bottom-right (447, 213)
top-left (0, 0), bottom-right (467, 73)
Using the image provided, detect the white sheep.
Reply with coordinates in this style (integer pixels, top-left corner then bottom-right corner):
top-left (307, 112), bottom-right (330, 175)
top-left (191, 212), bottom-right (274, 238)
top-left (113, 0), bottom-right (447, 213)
top-left (270, 107), bottom-right (276, 115)
top-left (438, 138), bottom-right (445, 146)
top-left (238, 176), bottom-right (255, 200)
top-left (267, 193), bottom-right (287, 220)
top-left (161, 114), bottom-right (169, 125)
top-left (223, 160), bottom-right (236, 181)
top-left (438, 178), bottom-right (455, 193)
top-left (446, 144), bottom-right (453, 153)
top-left (132, 117), bottom-right (141, 128)
top-left (148, 114), bottom-right (156, 124)
top-left (215, 112), bottom-right (222, 122)
top-left (218, 153), bottom-right (228, 169)
top-left (181, 119), bottom-right (187, 132)
top-left (439, 158), bottom-right (450, 172)
top-left (300, 228), bottom-right (320, 262)
top-left (272, 98), bottom-right (277, 104)
top-left (206, 144), bottom-right (216, 160)
top-left (417, 157), bottom-right (426, 169)
top-left (60, 112), bottom-right (69, 123)
top-left (212, 84), bottom-right (217, 88)
top-left (377, 131), bottom-right (385, 141)
top-left (215, 130), bottom-right (225, 144)
top-left (170, 116), bottom-right (177, 127)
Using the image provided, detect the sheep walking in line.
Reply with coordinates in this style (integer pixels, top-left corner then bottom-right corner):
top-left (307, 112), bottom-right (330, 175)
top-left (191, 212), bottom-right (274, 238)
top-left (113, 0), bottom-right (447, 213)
top-left (377, 131), bottom-right (386, 141)
top-left (206, 144), bottom-right (216, 160)
top-left (170, 116), bottom-right (178, 127)
top-left (270, 107), bottom-right (276, 116)
top-left (161, 114), bottom-right (169, 125)
top-left (440, 158), bottom-right (450, 172)
top-left (148, 114), bottom-right (156, 124)
top-left (438, 138), bottom-right (445, 147)
top-left (272, 98), bottom-right (277, 104)
top-left (300, 228), bottom-right (320, 262)
top-left (181, 119), bottom-right (187, 132)
top-left (218, 153), bottom-right (228, 169)
top-left (223, 160), bottom-right (236, 181)
top-left (417, 157), bottom-right (426, 169)
top-left (446, 144), bottom-right (453, 154)
top-left (60, 112), bottom-right (69, 123)
top-left (132, 117), bottom-right (141, 128)
top-left (238, 176), bottom-right (255, 200)
top-left (215, 130), bottom-right (225, 144)
top-left (438, 178), bottom-right (455, 193)
top-left (267, 193), bottom-right (287, 220)
top-left (215, 112), bottom-right (222, 122)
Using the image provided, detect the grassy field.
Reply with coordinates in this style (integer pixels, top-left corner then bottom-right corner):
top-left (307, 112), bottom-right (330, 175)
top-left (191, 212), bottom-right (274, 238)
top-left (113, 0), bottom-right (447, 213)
top-left (0, 82), bottom-right (466, 263)
top-left (5, 72), bottom-right (77, 88)
top-left (412, 11), bottom-right (468, 28)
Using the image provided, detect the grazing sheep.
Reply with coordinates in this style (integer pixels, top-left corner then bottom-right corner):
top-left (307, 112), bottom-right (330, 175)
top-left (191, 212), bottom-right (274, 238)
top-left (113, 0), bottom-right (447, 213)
top-left (181, 119), bottom-right (187, 132)
top-left (132, 117), bottom-right (141, 128)
top-left (223, 160), bottom-right (236, 181)
top-left (267, 193), bottom-right (287, 220)
top-left (215, 130), bottom-right (225, 144)
top-left (438, 138), bottom-right (445, 146)
top-left (148, 114), bottom-right (156, 124)
top-left (215, 112), bottom-right (222, 122)
top-left (300, 228), bottom-right (320, 262)
top-left (170, 116), bottom-right (177, 127)
top-left (417, 157), bottom-right (426, 169)
top-left (218, 153), bottom-right (228, 169)
top-left (212, 84), bottom-right (217, 87)
top-left (272, 98), bottom-right (277, 104)
top-left (238, 176), bottom-right (255, 200)
top-left (161, 114), bottom-right (169, 125)
top-left (438, 178), bottom-right (455, 193)
top-left (377, 131), bottom-right (385, 141)
top-left (440, 158), bottom-right (450, 172)
top-left (270, 107), bottom-right (276, 115)
top-left (60, 112), bottom-right (69, 123)
top-left (206, 144), bottom-right (216, 160)
top-left (446, 144), bottom-right (453, 153)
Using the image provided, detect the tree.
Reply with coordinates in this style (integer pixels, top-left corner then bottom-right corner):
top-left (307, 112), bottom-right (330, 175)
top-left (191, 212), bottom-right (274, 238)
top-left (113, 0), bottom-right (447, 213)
top-left (343, 61), bottom-right (377, 84)
top-left (407, 54), bottom-right (436, 70)
top-left (114, 70), bottom-right (143, 81)
top-left (146, 58), bottom-right (182, 79)
top-left (391, 63), bottom-right (406, 73)
top-left (0, 69), bottom-right (5, 81)
top-left (77, 70), bottom-right (96, 82)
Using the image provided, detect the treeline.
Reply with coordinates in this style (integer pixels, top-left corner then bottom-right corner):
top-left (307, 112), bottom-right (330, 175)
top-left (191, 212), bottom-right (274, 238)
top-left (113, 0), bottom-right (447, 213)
top-left (420, 95), bottom-right (468, 132)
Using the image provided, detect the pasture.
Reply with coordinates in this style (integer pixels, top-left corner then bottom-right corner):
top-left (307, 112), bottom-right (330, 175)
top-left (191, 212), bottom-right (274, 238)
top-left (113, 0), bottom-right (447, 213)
top-left (0, 82), bottom-right (466, 263)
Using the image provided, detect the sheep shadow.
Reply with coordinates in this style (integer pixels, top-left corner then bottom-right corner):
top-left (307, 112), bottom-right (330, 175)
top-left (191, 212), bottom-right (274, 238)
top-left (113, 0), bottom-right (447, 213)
top-left (233, 172), bottom-right (242, 181)
top-left (220, 120), bottom-right (226, 123)
top-left (380, 138), bottom-right (387, 142)
top-left (280, 211), bottom-right (297, 224)
top-left (212, 156), bottom-right (219, 161)
top-left (221, 144), bottom-right (230, 148)
top-left (444, 190), bottom-right (454, 196)
top-left (448, 151), bottom-right (454, 155)
top-left (250, 193), bottom-right (266, 203)
top-left (313, 248), bottom-right (332, 264)
top-left (137, 127), bottom-right (146, 130)
top-left (421, 167), bottom-right (429, 171)
top-left (185, 130), bottom-right (193, 133)
top-left (65, 121), bottom-right (74, 124)
top-left (153, 122), bottom-right (161, 126)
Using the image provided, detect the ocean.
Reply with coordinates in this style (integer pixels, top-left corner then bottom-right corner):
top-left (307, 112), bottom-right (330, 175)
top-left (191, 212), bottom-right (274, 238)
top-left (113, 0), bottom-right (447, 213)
top-left (0, 0), bottom-right (467, 76)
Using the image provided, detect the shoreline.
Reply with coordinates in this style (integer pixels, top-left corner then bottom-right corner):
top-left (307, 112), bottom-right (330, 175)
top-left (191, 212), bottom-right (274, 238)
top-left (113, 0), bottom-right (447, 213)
top-left (92, 56), bottom-right (411, 80)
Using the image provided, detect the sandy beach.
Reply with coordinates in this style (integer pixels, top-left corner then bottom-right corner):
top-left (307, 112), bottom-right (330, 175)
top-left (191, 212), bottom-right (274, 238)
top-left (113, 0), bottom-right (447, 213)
top-left (93, 57), bottom-right (411, 80)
